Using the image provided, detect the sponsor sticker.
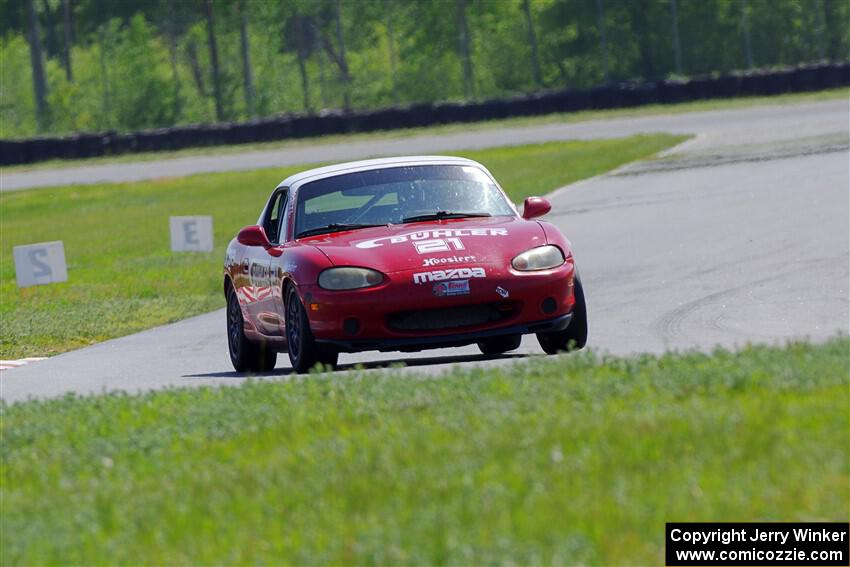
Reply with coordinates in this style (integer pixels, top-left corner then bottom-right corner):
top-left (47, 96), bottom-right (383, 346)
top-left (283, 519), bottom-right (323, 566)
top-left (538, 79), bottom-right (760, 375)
top-left (433, 280), bottom-right (471, 297)
top-left (356, 228), bottom-right (508, 250)
top-left (413, 267), bottom-right (486, 284)
top-left (422, 255), bottom-right (476, 267)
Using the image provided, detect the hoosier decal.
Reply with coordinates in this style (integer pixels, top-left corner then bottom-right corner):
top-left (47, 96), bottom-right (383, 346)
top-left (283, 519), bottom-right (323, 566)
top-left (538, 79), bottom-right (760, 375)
top-left (413, 267), bottom-right (486, 284)
top-left (422, 255), bottom-right (476, 267)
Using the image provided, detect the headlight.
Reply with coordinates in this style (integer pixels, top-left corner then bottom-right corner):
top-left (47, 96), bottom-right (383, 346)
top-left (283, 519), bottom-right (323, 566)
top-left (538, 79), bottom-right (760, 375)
top-left (511, 245), bottom-right (565, 271)
top-left (318, 267), bottom-right (384, 290)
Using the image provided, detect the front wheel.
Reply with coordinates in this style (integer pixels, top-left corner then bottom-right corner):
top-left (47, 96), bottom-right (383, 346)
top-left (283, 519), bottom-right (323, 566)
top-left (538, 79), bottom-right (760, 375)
top-left (285, 285), bottom-right (338, 373)
top-left (537, 273), bottom-right (588, 355)
top-left (477, 334), bottom-right (522, 355)
top-left (227, 286), bottom-right (277, 372)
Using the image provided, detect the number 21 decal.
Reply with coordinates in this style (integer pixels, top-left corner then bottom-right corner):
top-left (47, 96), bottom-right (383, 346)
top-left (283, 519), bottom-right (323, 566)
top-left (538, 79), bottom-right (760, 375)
top-left (413, 238), bottom-right (466, 254)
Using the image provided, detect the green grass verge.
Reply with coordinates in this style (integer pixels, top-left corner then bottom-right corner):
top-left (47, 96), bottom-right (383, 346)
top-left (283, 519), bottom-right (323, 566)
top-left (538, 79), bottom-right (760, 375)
top-left (2, 338), bottom-right (847, 564)
top-left (3, 87), bottom-right (845, 173)
top-left (0, 134), bottom-right (686, 359)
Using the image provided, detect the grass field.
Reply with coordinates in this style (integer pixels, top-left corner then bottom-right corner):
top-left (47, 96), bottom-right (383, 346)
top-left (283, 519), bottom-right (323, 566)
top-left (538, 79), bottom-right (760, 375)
top-left (0, 134), bottom-right (686, 359)
top-left (2, 337), bottom-right (847, 564)
top-left (4, 88), bottom-right (845, 173)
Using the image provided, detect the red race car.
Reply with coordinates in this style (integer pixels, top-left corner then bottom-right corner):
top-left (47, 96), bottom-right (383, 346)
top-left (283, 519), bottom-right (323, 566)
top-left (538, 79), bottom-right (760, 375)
top-left (224, 156), bottom-right (587, 373)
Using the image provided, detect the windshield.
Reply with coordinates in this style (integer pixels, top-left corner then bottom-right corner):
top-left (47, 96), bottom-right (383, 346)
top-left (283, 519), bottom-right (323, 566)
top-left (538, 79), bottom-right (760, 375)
top-left (294, 165), bottom-right (515, 238)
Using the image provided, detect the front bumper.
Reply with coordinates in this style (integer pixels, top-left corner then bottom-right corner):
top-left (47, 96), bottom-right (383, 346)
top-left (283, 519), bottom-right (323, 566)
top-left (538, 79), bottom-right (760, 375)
top-left (299, 259), bottom-right (576, 352)
top-left (316, 312), bottom-right (572, 353)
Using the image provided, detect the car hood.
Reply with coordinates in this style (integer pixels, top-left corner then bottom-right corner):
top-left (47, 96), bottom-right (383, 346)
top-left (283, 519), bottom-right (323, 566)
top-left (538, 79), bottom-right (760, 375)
top-left (299, 216), bottom-right (547, 273)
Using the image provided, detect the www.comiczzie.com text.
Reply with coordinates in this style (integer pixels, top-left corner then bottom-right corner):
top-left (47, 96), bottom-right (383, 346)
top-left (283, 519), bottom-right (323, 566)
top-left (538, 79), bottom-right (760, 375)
top-left (666, 523), bottom-right (849, 566)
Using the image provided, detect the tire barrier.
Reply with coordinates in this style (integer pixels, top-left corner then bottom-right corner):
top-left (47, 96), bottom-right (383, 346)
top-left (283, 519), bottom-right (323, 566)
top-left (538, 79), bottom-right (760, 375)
top-left (2, 62), bottom-right (848, 166)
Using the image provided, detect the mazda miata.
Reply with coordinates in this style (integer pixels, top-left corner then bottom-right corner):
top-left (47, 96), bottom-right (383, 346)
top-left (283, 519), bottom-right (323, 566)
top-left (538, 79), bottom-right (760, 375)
top-left (224, 156), bottom-right (587, 372)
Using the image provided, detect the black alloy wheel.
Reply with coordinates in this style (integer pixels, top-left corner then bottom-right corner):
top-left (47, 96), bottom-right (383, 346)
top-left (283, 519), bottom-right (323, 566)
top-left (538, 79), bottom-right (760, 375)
top-left (537, 272), bottom-right (588, 355)
top-left (285, 285), bottom-right (338, 373)
top-left (227, 286), bottom-right (277, 372)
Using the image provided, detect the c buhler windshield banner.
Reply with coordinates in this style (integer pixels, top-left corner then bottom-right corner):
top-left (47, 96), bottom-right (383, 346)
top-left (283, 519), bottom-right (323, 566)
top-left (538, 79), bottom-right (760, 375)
top-left (666, 522), bottom-right (849, 566)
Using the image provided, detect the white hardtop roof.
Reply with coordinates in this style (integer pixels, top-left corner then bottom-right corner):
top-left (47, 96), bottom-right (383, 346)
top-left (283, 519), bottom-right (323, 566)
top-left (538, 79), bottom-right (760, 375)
top-left (275, 155), bottom-right (487, 190)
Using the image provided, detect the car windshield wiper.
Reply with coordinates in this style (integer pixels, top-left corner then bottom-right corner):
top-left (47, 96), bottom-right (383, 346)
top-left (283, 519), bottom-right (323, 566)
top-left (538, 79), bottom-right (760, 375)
top-left (296, 223), bottom-right (384, 239)
top-left (401, 211), bottom-right (491, 224)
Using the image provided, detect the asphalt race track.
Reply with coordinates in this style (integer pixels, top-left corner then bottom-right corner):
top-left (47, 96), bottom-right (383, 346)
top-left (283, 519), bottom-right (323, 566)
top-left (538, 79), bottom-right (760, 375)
top-left (2, 100), bottom-right (846, 192)
top-left (2, 99), bottom-right (848, 402)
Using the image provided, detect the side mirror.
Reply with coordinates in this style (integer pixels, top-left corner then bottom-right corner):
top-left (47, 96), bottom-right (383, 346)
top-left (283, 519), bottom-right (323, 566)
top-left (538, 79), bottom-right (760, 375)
top-left (522, 196), bottom-right (551, 220)
top-left (237, 225), bottom-right (271, 248)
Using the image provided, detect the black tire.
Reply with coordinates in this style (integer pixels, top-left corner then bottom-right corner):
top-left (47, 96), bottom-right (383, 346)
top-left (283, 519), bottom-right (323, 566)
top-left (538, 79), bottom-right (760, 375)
top-left (285, 285), bottom-right (339, 373)
top-left (477, 334), bottom-right (522, 355)
top-left (227, 286), bottom-right (277, 372)
top-left (537, 273), bottom-right (588, 355)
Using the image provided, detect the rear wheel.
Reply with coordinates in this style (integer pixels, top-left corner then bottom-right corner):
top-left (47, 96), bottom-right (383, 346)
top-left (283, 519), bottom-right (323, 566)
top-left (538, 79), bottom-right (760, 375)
top-left (477, 334), bottom-right (522, 355)
top-left (227, 286), bottom-right (277, 372)
top-left (537, 273), bottom-right (588, 355)
top-left (286, 285), bottom-right (338, 373)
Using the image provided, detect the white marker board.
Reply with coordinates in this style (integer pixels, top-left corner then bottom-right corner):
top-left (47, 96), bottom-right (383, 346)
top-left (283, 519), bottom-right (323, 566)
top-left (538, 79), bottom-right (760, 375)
top-left (13, 241), bottom-right (68, 288)
top-left (170, 216), bottom-right (214, 252)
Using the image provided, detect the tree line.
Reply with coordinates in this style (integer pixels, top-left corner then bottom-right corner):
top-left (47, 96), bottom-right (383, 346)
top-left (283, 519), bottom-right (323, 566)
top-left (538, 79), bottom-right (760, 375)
top-left (1, 0), bottom-right (847, 139)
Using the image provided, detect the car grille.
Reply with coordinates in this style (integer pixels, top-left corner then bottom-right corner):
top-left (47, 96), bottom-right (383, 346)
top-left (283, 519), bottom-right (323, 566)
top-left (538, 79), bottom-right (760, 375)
top-left (387, 302), bottom-right (516, 332)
